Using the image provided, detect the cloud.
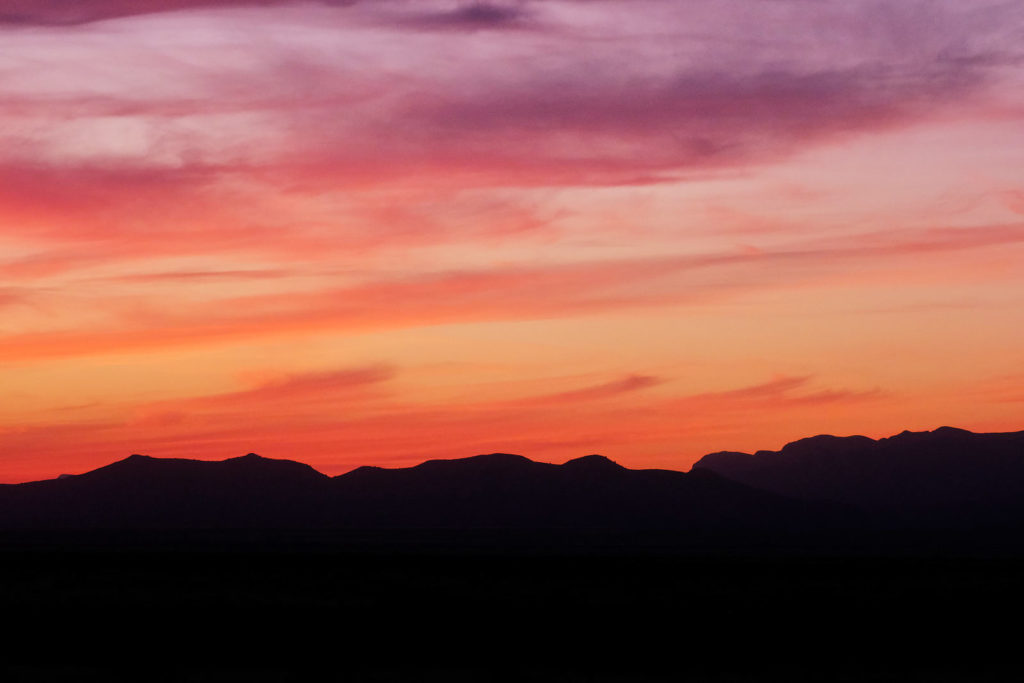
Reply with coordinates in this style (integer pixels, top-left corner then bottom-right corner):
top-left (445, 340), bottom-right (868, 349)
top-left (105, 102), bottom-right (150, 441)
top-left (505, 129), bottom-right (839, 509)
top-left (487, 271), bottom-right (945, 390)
top-left (278, 61), bottom-right (993, 189)
top-left (94, 269), bottom-right (296, 284)
top-left (129, 364), bottom-right (395, 422)
top-left (0, 0), bottom-right (531, 27)
top-left (213, 365), bottom-right (395, 405)
top-left (505, 374), bottom-right (664, 406)
top-left (0, 1), bottom-right (296, 25)
top-left (1004, 191), bottom-right (1024, 215)
top-left (1, 221), bottom-right (1021, 362)
top-left (0, 287), bottom-right (34, 310)
top-left (3, 1), bottom-right (1018, 191)
top-left (399, 2), bottom-right (531, 31)
top-left (676, 376), bottom-right (886, 411)
top-left (688, 376), bottom-right (812, 402)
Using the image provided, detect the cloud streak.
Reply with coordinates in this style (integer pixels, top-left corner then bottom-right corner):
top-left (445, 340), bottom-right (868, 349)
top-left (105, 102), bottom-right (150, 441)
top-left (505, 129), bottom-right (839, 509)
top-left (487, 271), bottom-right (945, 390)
top-left (0, 0), bottom-right (302, 25)
top-left (1, 222), bottom-right (1022, 362)
top-left (678, 376), bottom-right (886, 410)
top-left (503, 374), bottom-right (664, 406)
top-left (3, 1), bottom-right (1019, 188)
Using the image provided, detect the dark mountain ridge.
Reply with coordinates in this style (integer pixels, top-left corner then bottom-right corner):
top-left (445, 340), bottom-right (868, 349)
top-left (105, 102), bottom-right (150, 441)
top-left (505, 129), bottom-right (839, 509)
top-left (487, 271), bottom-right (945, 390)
top-left (0, 450), bottom-right (843, 539)
top-left (2, 453), bottom-right (333, 529)
top-left (694, 426), bottom-right (1024, 520)
top-left (330, 451), bottom-right (839, 531)
top-left (3, 427), bottom-right (1023, 552)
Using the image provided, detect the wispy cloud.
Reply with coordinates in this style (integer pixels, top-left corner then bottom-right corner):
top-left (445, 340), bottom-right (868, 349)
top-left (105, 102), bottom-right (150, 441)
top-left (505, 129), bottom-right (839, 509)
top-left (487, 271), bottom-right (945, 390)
top-left (503, 374), bottom-right (664, 406)
top-left (126, 364), bottom-right (395, 428)
top-left (1, 222), bottom-right (1021, 362)
top-left (3, 1), bottom-right (1019, 185)
top-left (676, 376), bottom-right (885, 410)
top-left (0, 1), bottom-right (299, 25)
top-left (395, 2), bottom-right (532, 31)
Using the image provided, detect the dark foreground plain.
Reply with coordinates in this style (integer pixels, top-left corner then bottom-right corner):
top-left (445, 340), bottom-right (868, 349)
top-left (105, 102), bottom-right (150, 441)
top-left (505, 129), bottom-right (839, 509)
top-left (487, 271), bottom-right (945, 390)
top-left (1, 537), bottom-right (1020, 682)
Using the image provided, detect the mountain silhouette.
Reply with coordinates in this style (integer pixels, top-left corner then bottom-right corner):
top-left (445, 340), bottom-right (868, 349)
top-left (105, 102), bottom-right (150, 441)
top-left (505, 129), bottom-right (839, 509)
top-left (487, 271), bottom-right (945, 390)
top-left (329, 452), bottom-right (840, 531)
top-left (6, 433), bottom-right (1023, 678)
top-left (0, 450), bottom-right (841, 538)
top-left (0, 453), bottom-right (333, 529)
top-left (3, 427), bottom-right (1024, 551)
top-left (694, 427), bottom-right (1024, 524)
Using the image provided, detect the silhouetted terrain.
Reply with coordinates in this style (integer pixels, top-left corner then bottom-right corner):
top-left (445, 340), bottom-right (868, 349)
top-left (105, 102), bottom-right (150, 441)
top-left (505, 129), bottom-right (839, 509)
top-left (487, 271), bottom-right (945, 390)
top-left (3, 427), bottom-right (1024, 553)
top-left (0, 452), bottom-right (334, 529)
top-left (695, 427), bottom-right (1024, 525)
top-left (329, 452), bottom-right (847, 534)
top-left (4, 428), bottom-right (1024, 681)
top-left (0, 452), bottom-right (846, 546)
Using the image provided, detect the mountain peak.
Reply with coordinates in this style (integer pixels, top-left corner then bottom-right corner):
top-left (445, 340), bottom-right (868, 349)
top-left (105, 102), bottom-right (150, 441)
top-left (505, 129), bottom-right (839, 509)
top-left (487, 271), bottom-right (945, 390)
top-left (474, 452), bottom-right (532, 462)
top-left (888, 426), bottom-right (975, 443)
top-left (410, 452), bottom-right (535, 475)
top-left (694, 426), bottom-right (1024, 513)
top-left (932, 426), bottom-right (972, 437)
top-left (104, 453), bottom-right (155, 469)
top-left (562, 454), bottom-right (624, 470)
top-left (441, 452), bottom-right (533, 466)
top-left (232, 453), bottom-right (267, 461)
top-left (777, 433), bottom-right (875, 456)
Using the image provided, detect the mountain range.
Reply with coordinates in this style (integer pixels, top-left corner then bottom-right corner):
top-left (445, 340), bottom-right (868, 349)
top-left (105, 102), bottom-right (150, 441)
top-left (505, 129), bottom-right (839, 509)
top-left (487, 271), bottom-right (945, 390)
top-left (2, 426), bottom-right (1023, 550)
top-left (694, 426), bottom-right (1024, 522)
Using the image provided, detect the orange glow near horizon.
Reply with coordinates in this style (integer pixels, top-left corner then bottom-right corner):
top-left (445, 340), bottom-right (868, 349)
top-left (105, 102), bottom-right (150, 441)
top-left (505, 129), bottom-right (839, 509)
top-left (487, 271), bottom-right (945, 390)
top-left (2, 1), bottom-right (1023, 483)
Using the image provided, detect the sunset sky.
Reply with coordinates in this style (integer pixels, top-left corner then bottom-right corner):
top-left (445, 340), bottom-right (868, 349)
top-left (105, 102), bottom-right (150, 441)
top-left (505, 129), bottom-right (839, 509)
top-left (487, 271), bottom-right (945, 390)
top-left (2, 0), bottom-right (1023, 482)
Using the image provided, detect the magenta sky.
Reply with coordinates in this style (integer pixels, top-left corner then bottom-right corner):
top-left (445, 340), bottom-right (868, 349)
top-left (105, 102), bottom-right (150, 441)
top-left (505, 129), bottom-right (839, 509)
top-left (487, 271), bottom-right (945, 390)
top-left (2, 0), bottom-right (1023, 482)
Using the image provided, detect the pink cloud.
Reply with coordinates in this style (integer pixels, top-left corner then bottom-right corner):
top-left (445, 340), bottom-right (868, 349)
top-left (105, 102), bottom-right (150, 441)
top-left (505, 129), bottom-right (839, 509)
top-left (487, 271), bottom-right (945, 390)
top-left (1004, 191), bottom-right (1024, 215)
top-left (1, 221), bottom-right (1021, 362)
top-left (3, 1), bottom-right (1019, 189)
top-left (195, 365), bottom-right (395, 407)
top-left (0, 287), bottom-right (32, 309)
top-left (93, 269), bottom-right (296, 284)
top-left (670, 376), bottom-right (886, 413)
top-left (683, 375), bottom-right (885, 408)
top-left (502, 374), bottom-right (664, 406)
top-left (124, 365), bottom-right (394, 430)
top-left (687, 376), bottom-right (813, 402)
top-left (0, 1), bottom-right (296, 25)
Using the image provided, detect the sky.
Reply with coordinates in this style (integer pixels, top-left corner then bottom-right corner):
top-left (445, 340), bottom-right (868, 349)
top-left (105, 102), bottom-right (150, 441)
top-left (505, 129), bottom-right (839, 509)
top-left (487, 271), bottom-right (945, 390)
top-left (1, 0), bottom-right (1023, 482)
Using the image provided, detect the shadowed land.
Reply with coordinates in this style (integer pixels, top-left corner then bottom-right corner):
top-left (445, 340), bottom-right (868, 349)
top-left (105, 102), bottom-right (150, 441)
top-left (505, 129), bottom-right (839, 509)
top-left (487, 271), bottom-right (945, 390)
top-left (2, 427), bottom-right (1023, 681)
top-left (0, 550), bottom-right (1018, 681)
top-left (2, 427), bottom-right (1024, 554)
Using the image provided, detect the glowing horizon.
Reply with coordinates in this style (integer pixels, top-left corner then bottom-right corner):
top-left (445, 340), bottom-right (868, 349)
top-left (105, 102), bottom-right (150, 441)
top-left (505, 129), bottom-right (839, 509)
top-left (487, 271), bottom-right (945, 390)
top-left (2, 0), bottom-right (1023, 483)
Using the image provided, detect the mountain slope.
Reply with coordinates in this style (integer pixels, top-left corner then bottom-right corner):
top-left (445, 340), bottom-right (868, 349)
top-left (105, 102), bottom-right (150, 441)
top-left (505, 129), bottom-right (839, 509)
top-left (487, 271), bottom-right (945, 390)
top-left (0, 451), bottom-right (843, 535)
top-left (330, 452), bottom-right (840, 531)
top-left (0, 453), bottom-right (333, 528)
top-left (693, 426), bottom-right (1024, 519)
top-left (5, 426), bottom-right (1023, 542)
